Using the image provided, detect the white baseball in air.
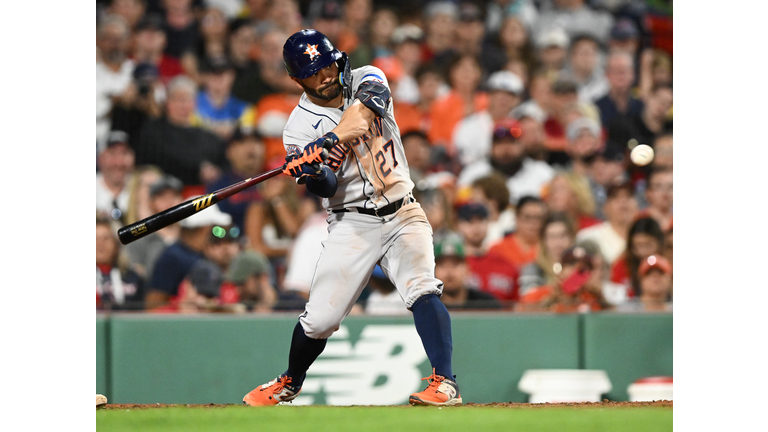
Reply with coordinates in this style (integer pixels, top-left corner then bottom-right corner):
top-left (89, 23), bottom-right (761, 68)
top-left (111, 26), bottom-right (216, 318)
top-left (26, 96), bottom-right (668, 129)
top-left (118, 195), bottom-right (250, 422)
top-left (630, 144), bottom-right (654, 166)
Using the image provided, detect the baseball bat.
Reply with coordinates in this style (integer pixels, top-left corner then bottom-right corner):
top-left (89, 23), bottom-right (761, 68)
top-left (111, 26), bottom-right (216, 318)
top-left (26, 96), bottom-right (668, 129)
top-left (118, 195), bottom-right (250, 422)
top-left (117, 166), bottom-right (284, 245)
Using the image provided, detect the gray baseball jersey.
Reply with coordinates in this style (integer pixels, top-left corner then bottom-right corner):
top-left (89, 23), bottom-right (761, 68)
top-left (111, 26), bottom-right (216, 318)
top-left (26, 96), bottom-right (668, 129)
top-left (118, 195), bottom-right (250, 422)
top-left (283, 66), bottom-right (414, 212)
top-left (282, 65), bottom-right (443, 338)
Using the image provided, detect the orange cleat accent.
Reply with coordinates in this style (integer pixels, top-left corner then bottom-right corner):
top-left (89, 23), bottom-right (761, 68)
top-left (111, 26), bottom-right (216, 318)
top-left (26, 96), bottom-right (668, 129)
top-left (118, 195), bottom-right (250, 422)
top-left (409, 369), bottom-right (462, 406)
top-left (243, 375), bottom-right (301, 406)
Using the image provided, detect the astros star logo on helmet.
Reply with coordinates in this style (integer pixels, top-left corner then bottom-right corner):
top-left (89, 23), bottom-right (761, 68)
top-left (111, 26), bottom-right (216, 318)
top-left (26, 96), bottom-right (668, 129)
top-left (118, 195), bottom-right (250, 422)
top-left (304, 44), bottom-right (320, 60)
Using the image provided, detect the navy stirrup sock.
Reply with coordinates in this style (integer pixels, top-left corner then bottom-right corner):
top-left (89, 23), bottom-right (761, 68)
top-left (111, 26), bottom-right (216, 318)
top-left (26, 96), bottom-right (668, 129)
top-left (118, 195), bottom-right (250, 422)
top-left (411, 294), bottom-right (454, 380)
top-left (285, 321), bottom-right (327, 388)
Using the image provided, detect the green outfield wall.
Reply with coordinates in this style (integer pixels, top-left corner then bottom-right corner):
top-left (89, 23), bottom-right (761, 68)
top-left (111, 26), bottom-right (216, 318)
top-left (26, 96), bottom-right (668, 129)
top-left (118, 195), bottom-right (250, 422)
top-left (95, 312), bottom-right (672, 404)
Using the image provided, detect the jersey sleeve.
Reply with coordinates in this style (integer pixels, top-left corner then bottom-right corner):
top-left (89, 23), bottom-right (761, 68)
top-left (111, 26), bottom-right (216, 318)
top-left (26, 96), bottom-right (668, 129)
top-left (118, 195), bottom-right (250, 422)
top-left (353, 66), bottom-right (391, 93)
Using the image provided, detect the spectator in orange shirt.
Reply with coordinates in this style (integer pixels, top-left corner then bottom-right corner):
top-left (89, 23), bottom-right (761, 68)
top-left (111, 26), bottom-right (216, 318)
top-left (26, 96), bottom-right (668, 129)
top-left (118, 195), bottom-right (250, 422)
top-left (427, 54), bottom-right (488, 157)
top-left (516, 245), bottom-right (611, 313)
top-left (488, 196), bottom-right (548, 270)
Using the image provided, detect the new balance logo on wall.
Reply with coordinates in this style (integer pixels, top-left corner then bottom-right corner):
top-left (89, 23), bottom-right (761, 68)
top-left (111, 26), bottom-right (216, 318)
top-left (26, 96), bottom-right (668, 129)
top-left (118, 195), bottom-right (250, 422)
top-left (292, 325), bottom-right (427, 406)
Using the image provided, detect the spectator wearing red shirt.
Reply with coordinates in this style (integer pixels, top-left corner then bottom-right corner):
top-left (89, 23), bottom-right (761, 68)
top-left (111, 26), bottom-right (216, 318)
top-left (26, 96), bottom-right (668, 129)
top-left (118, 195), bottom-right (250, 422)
top-left (433, 236), bottom-right (503, 310)
top-left (455, 203), bottom-right (520, 305)
top-left (541, 172), bottom-right (601, 231)
top-left (543, 78), bottom-right (580, 153)
top-left (219, 250), bottom-right (279, 312)
top-left (131, 14), bottom-right (185, 84)
top-left (489, 196), bottom-right (548, 270)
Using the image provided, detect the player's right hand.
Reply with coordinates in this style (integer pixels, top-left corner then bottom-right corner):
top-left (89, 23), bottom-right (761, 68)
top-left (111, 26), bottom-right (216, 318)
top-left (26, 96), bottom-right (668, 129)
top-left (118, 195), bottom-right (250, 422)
top-left (283, 153), bottom-right (322, 178)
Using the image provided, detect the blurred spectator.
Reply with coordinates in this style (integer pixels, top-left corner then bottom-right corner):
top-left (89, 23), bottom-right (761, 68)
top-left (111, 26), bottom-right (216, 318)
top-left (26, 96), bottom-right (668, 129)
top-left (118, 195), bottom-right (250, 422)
top-left (110, 62), bottom-right (164, 149)
top-left (586, 145), bottom-right (628, 219)
top-left (219, 250), bottom-right (278, 312)
top-left (241, 0), bottom-right (271, 26)
top-left (541, 171), bottom-right (600, 231)
top-left (481, 15), bottom-right (537, 76)
top-left (205, 126), bottom-right (266, 229)
top-left (144, 203), bottom-right (232, 309)
top-left (364, 266), bottom-right (409, 316)
top-left (97, 215), bottom-right (145, 310)
top-left (97, 14), bottom-right (135, 152)
top-left (107, 0), bottom-right (147, 31)
top-left (455, 203), bottom-right (521, 304)
top-left (515, 107), bottom-right (548, 162)
top-left (124, 165), bottom-right (164, 224)
top-left (561, 116), bottom-right (603, 176)
top-left (415, 186), bottom-right (454, 243)
top-left (577, 238), bottom-right (628, 307)
top-left (124, 175), bottom-right (185, 283)
top-left (245, 27), bottom-right (295, 103)
top-left (610, 216), bottom-right (665, 297)
top-left (454, 3), bottom-right (486, 57)
top-left (518, 212), bottom-right (576, 295)
top-left (308, 0), bottom-right (344, 45)
top-left (161, 0), bottom-right (200, 59)
top-left (534, 28), bottom-right (569, 77)
top-left (637, 167), bottom-right (673, 231)
top-left (534, 0), bottom-right (614, 45)
top-left (575, 178), bottom-right (638, 265)
top-left (606, 83), bottom-right (673, 162)
top-left (135, 75), bottom-right (227, 186)
top-left (639, 48), bottom-right (673, 103)
top-left (427, 54), bottom-right (487, 155)
top-left (154, 258), bottom-right (235, 313)
top-left (204, 223), bottom-right (243, 275)
top-left (542, 77), bottom-right (580, 153)
top-left (130, 13), bottom-right (185, 84)
top-left (607, 17), bottom-right (640, 59)
top-left (458, 119), bottom-right (556, 205)
top-left (194, 55), bottom-right (255, 141)
top-left (422, 1), bottom-right (459, 70)
top-left (336, 0), bottom-right (373, 53)
top-left (193, 7), bottom-right (229, 60)
top-left (402, 131), bottom-right (437, 187)
top-left (484, 0), bottom-right (539, 34)
top-left (651, 133), bottom-right (673, 171)
top-left (615, 255), bottom-right (672, 312)
top-left (354, 6), bottom-right (399, 65)
top-left (390, 24), bottom-right (425, 106)
top-left (594, 50), bottom-right (643, 132)
top-left (469, 174), bottom-right (516, 247)
top-left (488, 195), bottom-right (548, 269)
top-left (516, 245), bottom-right (611, 313)
top-left (564, 34), bottom-right (608, 102)
top-left (396, 64), bottom-right (447, 136)
top-left (453, 71), bottom-right (525, 166)
top-left (96, 131), bottom-right (136, 224)
top-left (434, 236), bottom-right (503, 310)
top-left (228, 18), bottom-right (261, 104)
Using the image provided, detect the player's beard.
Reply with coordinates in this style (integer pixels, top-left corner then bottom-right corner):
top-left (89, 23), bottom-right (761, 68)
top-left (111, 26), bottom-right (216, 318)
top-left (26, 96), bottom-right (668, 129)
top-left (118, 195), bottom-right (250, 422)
top-left (303, 78), bottom-right (343, 101)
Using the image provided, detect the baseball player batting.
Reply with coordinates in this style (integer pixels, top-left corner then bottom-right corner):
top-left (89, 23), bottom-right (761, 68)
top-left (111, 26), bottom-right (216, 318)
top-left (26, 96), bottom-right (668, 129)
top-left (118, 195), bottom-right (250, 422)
top-left (242, 29), bottom-right (461, 407)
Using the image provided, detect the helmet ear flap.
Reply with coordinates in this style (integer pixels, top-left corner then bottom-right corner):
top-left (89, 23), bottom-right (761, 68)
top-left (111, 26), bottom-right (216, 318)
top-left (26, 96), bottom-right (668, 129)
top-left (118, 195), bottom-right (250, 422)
top-left (338, 52), bottom-right (352, 99)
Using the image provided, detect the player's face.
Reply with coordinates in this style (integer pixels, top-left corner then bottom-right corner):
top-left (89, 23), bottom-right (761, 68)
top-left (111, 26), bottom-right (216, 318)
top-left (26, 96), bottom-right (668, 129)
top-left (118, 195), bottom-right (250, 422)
top-left (296, 62), bottom-right (342, 101)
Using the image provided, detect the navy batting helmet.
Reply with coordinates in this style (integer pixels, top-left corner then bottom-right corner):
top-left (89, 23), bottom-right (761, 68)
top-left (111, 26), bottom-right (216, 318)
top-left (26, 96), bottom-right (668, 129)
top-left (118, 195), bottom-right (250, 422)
top-left (283, 29), bottom-right (349, 80)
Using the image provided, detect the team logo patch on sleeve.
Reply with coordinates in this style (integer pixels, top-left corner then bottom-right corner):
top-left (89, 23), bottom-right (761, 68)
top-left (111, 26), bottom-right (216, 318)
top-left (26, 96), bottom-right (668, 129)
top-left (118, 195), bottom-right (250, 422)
top-left (286, 145), bottom-right (302, 158)
top-left (304, 44), bottom-right (320, 60)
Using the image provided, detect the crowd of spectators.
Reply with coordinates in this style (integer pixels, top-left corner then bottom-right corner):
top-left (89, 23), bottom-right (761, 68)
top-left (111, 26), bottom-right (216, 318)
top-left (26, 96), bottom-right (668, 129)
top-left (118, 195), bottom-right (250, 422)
top-left (96, 0), bottom-right (672, 314)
